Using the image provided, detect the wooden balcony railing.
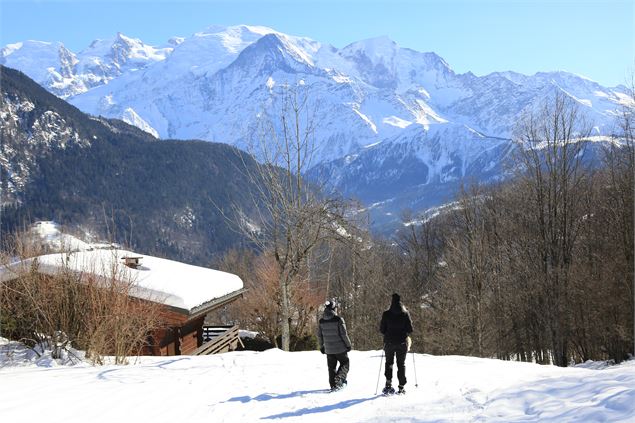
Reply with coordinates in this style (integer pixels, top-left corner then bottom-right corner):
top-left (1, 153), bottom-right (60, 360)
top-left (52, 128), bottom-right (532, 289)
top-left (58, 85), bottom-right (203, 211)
top-left (191, 325), bottom-right (240, 355)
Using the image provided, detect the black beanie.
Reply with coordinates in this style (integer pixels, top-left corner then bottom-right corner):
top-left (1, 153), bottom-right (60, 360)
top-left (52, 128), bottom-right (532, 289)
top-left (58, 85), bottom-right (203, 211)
top-left (389, 293), bottom-right (402, 312)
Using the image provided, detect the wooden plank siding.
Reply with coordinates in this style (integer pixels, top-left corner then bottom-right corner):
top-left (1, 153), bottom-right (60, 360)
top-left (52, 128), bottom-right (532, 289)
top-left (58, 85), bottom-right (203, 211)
top-left (144, 308), bottom-right (203, 356)
top-left (179, 316), bottom-right (205, 355)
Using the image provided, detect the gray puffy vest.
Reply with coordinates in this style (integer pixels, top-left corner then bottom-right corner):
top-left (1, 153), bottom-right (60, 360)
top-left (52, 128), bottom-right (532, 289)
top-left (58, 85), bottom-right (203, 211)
top-left (317, 308), bottom-right (352, 354)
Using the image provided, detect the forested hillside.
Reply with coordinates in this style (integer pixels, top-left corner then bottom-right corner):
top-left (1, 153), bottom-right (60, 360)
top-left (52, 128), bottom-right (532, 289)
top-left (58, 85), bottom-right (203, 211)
top-left (0, 66), bottom-right (260, 265)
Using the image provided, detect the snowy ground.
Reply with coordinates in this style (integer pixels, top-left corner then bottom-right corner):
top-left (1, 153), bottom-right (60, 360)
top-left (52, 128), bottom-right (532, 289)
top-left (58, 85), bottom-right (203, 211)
top-left (1, 341), bottom-right (634, 422)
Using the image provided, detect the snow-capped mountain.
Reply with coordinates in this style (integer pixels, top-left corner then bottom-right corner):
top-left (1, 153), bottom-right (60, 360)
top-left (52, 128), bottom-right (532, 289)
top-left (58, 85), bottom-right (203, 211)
top-left (74, 33), bottom-right (172, 92)
top-left (1, 33), bottom-right (172, 98)
top-left (4, 25), bottom-right (627, 154)
top-left (0, 40), bottom-right (80, 96)
top-left (2, 25), bottom-right (630, 227)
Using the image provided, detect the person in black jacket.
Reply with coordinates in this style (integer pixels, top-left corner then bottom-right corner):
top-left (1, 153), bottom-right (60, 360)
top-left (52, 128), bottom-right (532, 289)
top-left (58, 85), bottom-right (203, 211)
top-left (380, 293), bottom-right (413, 394)
top-left (317, 300), bottom-right (352, 391)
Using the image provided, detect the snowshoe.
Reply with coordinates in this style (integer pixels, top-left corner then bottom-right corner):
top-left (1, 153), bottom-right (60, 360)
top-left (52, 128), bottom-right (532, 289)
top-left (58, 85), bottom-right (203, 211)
top-left (382, 386), bottom-right (396, 396)
top-left (397, 386), bottom-right (406, 395)
top-left (331, 380), bottom-right (347, 392)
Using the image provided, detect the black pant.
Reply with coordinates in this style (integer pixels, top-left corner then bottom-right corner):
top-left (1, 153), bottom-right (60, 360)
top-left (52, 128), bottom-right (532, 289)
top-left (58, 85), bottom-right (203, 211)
top-left (384, 341), bottom-right (407, 386)
top-left (327, 352), bottom-right (349, 388)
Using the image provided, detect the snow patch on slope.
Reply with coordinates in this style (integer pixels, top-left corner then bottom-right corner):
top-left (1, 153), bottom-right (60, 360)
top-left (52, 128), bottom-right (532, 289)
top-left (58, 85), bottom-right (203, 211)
top-left (122, 108), bottom-right (159, 137)
top-left (29, 221), bottom-right (92, 252)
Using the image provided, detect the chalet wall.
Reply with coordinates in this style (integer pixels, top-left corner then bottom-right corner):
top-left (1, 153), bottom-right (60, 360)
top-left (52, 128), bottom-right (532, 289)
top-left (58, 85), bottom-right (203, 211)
top-left (179, 316), bottom-right (205, 355)
top-left (144, 307), bottom-right (206, 356)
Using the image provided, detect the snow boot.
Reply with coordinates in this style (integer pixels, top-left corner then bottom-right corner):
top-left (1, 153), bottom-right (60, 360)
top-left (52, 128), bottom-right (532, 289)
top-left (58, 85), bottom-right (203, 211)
top-left (397, 385), bottom-right (406, 395)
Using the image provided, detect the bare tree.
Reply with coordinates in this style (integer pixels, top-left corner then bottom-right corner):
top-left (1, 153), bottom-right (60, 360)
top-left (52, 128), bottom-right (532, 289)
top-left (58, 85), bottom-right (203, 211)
top-left (601, 73), bottom-right (634, 358)
top-left (216, 249), bottom-right (324, 349)
top-left (231, 83), bottom-right (352, 351)
top-left (512, 91), bottom-right (593, 366)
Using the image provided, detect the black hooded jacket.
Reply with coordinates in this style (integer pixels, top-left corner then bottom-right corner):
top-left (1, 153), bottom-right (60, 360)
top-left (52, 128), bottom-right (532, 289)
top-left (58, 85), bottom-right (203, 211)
top-left (380, 297), bottom-right (413, 344)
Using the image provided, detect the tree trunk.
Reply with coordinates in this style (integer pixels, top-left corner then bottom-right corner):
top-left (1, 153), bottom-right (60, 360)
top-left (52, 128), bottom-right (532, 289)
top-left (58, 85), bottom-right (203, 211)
top-left (280, 275), bottom-right (290, 351)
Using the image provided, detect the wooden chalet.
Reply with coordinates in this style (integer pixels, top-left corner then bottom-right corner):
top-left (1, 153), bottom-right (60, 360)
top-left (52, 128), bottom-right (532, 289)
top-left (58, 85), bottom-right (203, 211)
top-left (147, 289), bottom-right (245, 356)
top-left (1, 248), bottom-right (246, 356)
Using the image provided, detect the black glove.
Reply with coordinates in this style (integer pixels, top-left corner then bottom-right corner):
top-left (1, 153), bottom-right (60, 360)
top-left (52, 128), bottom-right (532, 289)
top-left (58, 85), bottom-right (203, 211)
top-left (346, 347), bottom-right (351, 352)
top-left (320, 347), bottom-right (325, 354)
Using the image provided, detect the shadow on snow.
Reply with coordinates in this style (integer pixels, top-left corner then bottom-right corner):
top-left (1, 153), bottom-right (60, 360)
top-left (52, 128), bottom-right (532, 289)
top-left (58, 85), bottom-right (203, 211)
top-left (262, 396), bottom-right (381, 419)
top-left (226, 389), bottom-right (382, 419)
top-left (226, 389), bottom-right (331, 403)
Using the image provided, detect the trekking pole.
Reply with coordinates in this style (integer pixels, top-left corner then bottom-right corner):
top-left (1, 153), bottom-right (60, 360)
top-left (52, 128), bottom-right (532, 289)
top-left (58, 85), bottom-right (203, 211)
top-left (375, 349), bottom-right (384, 395)
top-left (412, 350), bottom-right (419, 388)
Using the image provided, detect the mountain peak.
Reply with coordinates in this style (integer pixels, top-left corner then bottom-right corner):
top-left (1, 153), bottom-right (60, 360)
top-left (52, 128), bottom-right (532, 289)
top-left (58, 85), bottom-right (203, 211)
top-left (85, 32), bottom-right (145, 53)
top-left (80, 32), bottom-right (171, 68)
top-left (235, 32), bottom-right (315, 69)
top-left (189, 24), bottom-right (278, 56)
top-left (0, 40), bottom-right (75, 84)
top-left (114, 32), bottom-right (136, 45)
top-left (1, 39), bottom-right (66, 55)
top-left (350, 35), bottom-right (397, 47)
top-left (343, 35), bottom-right (399, 60)
top-left (196, 24), bottom-right (274, 35)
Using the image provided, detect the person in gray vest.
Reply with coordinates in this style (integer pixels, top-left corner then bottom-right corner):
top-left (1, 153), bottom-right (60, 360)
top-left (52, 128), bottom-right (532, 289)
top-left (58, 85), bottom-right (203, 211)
top-left (317, 299), bottom-right (352, 391)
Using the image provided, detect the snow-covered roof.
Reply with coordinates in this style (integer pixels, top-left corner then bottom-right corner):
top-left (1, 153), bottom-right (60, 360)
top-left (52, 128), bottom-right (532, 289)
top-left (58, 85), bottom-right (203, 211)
top-left (1, 249), bottom-right (244, 314)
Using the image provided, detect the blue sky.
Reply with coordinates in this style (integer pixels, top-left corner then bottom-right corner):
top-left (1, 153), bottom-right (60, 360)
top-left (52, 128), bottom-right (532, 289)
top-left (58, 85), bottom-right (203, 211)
top-left (0, 0), bottom-right (632, 87)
